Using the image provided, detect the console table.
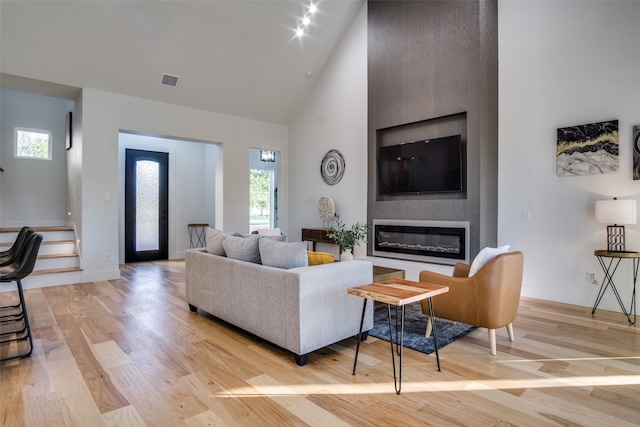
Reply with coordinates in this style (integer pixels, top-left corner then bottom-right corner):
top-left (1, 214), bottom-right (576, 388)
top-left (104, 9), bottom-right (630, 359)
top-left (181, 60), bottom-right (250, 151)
top-left (301, 228), bottom-right (335, 251)
top-left (592, 250), bottom-right (638, 324)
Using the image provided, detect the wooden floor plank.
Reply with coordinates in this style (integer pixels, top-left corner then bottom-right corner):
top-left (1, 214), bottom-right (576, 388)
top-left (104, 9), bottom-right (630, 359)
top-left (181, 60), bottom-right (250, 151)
top-left (1, 260), bottom-right (639, 426)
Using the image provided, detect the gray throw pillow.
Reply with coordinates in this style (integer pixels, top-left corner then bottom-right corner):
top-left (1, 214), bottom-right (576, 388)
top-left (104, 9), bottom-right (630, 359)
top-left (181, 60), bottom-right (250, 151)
top-left (205, 227), bottom-right (237, 256)
top-left (259, 237), bottom-right (308, 269)
top-left (222, 234), bottom-right (261, 263)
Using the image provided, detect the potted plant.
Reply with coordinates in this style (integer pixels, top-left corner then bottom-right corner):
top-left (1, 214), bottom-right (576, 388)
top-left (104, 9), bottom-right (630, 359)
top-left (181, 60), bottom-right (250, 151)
top-left (326, 215), bottom-right (370, 261)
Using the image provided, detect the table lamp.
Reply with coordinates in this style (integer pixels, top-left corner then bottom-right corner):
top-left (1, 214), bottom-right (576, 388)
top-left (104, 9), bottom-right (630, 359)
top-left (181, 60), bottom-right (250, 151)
top-left (595, 197), bottom-right (637, 252)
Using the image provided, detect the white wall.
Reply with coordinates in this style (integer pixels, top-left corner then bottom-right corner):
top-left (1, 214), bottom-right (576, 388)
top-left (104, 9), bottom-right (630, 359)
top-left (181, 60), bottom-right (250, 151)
top-left (77, 89), bottom-right (288, 282)
top-left (288, 3), bottom-right (368, 257)
top-left (0, 89), bottom-right (73, 225)
top-left (499, 1), bottom-right (640, 312)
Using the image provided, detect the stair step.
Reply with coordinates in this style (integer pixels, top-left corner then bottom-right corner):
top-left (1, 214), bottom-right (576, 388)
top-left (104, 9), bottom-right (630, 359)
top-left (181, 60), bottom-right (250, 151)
top-left (38, 253), bottom-right (78, 260)
top-left (30, 243), bottom-right (76, 257)
top-left (1, 240), bottom-right (75, 247)
top-left (0, 226), bottom-right (73, 233)
top-left (30, 267), bottom-right (82, 276)
top-left (42, 240), bottom-right (75, 245)
top-left (0, 226), bottom-right (83, 288)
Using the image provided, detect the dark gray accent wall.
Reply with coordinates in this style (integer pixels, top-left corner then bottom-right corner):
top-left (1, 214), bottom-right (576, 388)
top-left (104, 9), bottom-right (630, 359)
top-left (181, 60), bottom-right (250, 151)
top-left (367, 0), bottom-right (498, 260)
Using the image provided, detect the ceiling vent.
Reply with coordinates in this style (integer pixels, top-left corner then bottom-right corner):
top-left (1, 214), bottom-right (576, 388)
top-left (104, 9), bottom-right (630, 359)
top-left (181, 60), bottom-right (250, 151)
top-left (161, 73), bottom-right (179, 87)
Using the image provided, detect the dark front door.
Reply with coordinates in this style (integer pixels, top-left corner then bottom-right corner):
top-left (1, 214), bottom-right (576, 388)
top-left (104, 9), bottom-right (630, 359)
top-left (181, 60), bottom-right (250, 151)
top-left (125, 149), bottom-right (169, 263)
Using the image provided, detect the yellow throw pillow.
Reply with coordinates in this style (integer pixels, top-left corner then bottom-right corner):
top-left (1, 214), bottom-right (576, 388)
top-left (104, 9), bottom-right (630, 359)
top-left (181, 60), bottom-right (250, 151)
top-left (307, 251), bottom-right (335, 265)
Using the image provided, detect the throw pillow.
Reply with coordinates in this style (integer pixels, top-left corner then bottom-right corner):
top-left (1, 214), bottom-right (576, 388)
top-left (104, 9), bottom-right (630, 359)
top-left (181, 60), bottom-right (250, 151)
top-left (257, 227), bottom-right (282, 236)
top-left (261, 233), bottom-right (287, 242)
top-left (259, 237), bottom-right (308, 269)
top-left (222, 234), bottom-right (261, 264)
top-left (307, 251), bottom-right (335, 265)
top-left (238, 232), bottom-right (287, 241)
top-left (469, 245), bottom-right (511, 276)
top-left (205, 227), bottom-right (237, 256)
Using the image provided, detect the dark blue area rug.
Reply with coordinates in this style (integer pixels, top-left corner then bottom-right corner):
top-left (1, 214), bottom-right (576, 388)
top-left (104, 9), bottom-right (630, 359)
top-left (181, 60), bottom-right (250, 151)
top-left (368, 302), bottom-right (476, 354)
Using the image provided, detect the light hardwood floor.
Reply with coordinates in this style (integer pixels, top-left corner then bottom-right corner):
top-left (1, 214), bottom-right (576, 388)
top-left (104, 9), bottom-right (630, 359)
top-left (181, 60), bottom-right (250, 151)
top-left (1, 260), bottom-right (639, 426)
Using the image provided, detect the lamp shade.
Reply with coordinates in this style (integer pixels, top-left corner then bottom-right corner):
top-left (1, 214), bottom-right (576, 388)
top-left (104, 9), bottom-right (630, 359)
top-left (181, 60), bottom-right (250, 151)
top-left (595, 199), bottom-right (637, 225)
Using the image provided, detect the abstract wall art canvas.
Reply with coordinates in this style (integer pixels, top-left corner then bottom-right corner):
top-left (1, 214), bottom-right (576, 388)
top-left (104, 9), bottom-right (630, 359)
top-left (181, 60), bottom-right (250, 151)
top-left (633, 125), bottom-right (640, 180)
top-left (556, 120), bottom-right (619, 176)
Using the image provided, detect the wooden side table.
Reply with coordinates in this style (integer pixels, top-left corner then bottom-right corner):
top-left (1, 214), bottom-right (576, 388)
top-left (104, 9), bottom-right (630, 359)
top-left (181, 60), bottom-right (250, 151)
top-left (372, 266), bottom-right (405, 309)
top-left (593, 250), bottom-right (638, 324)
top-left (347, 279), bottom-right (449, 394)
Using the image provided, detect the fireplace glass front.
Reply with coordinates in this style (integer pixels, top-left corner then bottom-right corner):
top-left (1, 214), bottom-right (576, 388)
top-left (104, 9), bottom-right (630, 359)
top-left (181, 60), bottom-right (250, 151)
top-left (372, 220), bottom-right (470, 265)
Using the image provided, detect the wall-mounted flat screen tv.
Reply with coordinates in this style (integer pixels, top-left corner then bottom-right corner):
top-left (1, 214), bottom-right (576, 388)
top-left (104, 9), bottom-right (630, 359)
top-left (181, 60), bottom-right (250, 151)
top-left (378, 134), bottom-right (463, 195)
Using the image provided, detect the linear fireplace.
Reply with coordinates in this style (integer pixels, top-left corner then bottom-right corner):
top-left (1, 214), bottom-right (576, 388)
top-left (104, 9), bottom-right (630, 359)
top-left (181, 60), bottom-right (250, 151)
top-left (372, 219), bottom-right (470, 266)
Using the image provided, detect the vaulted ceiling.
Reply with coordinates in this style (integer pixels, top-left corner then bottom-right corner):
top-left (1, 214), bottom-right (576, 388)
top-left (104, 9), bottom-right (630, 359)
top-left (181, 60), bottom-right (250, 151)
top-left (0, 0), bottom-right (364, 125)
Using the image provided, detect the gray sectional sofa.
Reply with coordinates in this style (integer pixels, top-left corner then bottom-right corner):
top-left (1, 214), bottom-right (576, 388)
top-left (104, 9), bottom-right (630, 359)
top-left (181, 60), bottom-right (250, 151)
top-left (185, 248), bottom-right (374, 365)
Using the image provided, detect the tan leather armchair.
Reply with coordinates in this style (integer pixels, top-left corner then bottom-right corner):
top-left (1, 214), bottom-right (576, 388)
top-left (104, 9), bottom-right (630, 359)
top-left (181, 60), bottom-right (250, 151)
top-left (420, 251), bottom-right (524, 356)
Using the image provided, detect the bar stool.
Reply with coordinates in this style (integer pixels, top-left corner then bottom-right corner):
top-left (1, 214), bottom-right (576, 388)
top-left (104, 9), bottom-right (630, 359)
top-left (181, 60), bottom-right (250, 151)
top-left (0, 233), bottom-right (42, 362)
top-left (0, 226), bottom-right (33, 266)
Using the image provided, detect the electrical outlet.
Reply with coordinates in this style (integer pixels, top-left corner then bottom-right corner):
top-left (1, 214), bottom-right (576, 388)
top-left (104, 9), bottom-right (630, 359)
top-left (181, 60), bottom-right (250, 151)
top-left (105, 253), bottom-right (111, 262)
top-left (587, 272), bottom-right (597, 284)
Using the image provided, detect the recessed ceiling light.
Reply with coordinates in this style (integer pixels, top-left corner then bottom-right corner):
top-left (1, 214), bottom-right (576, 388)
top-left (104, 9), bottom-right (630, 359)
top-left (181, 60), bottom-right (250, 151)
top-left (294, 2), bottom-right (318, 39)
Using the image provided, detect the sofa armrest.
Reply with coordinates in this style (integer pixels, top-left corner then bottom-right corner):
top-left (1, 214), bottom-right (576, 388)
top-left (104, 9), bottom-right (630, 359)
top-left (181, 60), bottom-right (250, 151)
top-left (453, 262), bottom-right (471, 277)
top-left (418, 269), bottom-right (479, 325)
top-left (284, 260), bottom-right (374, 355)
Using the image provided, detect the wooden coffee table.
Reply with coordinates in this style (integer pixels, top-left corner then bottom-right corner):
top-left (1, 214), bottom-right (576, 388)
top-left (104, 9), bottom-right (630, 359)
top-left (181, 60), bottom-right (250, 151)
top-left (347, 278), bottom-right (449, 394)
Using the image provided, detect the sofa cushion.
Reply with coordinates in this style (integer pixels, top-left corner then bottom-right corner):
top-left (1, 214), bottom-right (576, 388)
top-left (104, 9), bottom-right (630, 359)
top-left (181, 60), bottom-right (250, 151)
top-left (222, 234), bottom-right (261, 263)
top-left (307, 251), bottom-right (335, 265)
top-left (259, 237), bottom-right (308, 269)
top-left (205, 227), bottom-right (238, 256)
top-left (469, 245), bottom-right (510, 276)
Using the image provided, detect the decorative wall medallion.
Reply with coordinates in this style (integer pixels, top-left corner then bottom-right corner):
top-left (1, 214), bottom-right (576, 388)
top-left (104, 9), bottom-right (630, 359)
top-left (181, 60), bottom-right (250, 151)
top-left (633, 125), bottom-right (640, 180)
top-left (317, 196), bottom-right (336, 226)
top-left (556, 119), bottom-right (619, 176)
top-left (320, 149), bottom-right (345, 185)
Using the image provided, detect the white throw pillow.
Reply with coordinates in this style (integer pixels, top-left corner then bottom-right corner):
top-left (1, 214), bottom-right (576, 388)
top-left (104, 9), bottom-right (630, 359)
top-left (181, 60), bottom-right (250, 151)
top-left (259, 237), bottom-right (308, 269)
top-left (468, 245), bottom-right (510, 276)
top-left (257, 227), bottom-right (282, 236)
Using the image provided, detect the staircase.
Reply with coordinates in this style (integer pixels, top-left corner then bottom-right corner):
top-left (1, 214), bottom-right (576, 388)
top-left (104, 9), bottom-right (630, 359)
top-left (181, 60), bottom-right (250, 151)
top-left (0, 226), bottom-right (83, 288)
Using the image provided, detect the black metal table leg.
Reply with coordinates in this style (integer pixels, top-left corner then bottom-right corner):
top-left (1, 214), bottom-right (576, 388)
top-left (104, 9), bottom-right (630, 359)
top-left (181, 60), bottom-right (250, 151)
top-left (428, 297), bottom-right (441, 371)
top-left (387, 304), bottom-right (405, 394)
top-left (631, 258), bottom-right (638, 325)
top-left (352, 298), bottom-right (369, 375)
top-left (593, 255), bottom-right (638, 324)
top-left (592, 256), bottom-right (620, 316)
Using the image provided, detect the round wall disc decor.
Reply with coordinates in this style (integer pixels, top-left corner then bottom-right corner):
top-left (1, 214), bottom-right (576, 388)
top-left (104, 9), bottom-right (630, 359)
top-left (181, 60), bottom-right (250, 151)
top-left (320, 149), bottom-right (345, 185)
top-left (317, 196), bottom-right (336, 222)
